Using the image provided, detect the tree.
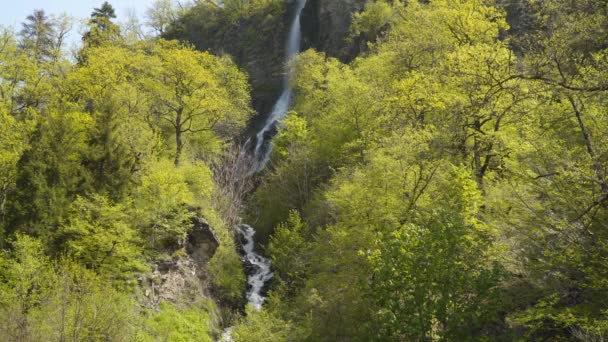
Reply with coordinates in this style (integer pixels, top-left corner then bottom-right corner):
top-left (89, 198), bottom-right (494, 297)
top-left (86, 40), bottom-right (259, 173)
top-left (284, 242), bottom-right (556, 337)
top-left (0, 109), bottom-right (32, 234)
top-left (18, 9), bottom-right (56, 63)
top-left (231, 305), bottom-right (294, 342)
top-left (350, 0), bottom-right (394, 43)
top-left (81, 1), bottom-right (121, 55)
top-left (6, 111), bottom-right (93, 238)
top-left (368, 168), bottom-right (503, 340)
top-left (139, 301), bottom-right (214, 341)
top-left (66, 44), bottom-right (157, 199)
top-left (132, 159), bottom-right (208, 248)
top-left (55, 195), bottom-right (144, 284)
top-left (146, 0), bottom-right (179, 36)
top-left (0, 235), bottom-right (55, 340)
top-left (268, 211), bottom-right (311, 294)
top-left (0, 235), bottom-right (138, 340)
top-left (142, 41), bottom-right (251, 166)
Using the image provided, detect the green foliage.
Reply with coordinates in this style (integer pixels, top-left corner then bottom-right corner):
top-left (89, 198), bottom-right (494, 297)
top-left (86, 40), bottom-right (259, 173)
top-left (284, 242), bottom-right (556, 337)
top-left (268, 211), bottom-right (310, 293)
top-left (133, 160), bottom-right (196, 248)
top-left (2, 0), bottom-right (608, 340)
top-left (81, 1), bottom-right (122, 51)
top-left (231, 305), bottom-right (294, 342)
top-left (142, 41), bottom-right (252, 165)
top-left (7, 111), bottom-right (93, 237)
top-left (350, 0), bottom-right (394, 42)
top-left (208, 241), bottom-right (246, 307)
top-left (243, 0), bottom-right (608, 340)
top-left (18, 9), bottom-right (56, 63)
top-left (163, 0), bottom-right (287, 118)
top-left (0, 235), bottom-right (138, 341)
top-left (146, 0), bottom-right (183, 36)
top-left (138, 302), bottom-right (214, 342)
top-left (55, 195), bottom-right (144, 285)
top-left (0, 109), bottom-right (33, 232)
top-left (368, 171), bottom-right (503, 340)
top-left (0, 14), bottom-right (253, 340)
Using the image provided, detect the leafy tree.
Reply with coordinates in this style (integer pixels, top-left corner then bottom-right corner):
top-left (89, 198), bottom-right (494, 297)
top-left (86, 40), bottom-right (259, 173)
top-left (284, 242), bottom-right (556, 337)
top-left (231, 305), bottom-right (294, 342)
top-left (207, 240), bottom-right (246, 307)
top-left (55, 195), bottom-right (144, 285)
top-left (7, 111), bottom-right (93, 237)
top-left (132, 159), bottom-right (215, 248)
top-left (0, 235), bottom-right (139, 340)
top-left (0, 109), bottom-right (32, 234)
top-left (268, 210), bottom-right (311, 294)
top-left (0, 235), bottom-right (55, 340)
top-left (66, 44), bottom-right (156, 199)
top-left (142, 41), bottom-right (251, 166)
top-left (138, 302), bottom-right (214, 342)
top-left (350, 0), bottom-right (394, 43)
top-left (146, 0), bottom-right (180, 36)
top-left (368, 168), bottom-right (503, 340)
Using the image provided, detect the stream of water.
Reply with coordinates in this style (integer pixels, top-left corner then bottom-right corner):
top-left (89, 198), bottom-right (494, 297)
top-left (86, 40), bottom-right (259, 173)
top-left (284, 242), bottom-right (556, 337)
top-left (221, 1), bottom-right (307, 340)
top-left (237, 224), bottom-right (274, 309)
top-left (244, 0), bottom-right (307, 307)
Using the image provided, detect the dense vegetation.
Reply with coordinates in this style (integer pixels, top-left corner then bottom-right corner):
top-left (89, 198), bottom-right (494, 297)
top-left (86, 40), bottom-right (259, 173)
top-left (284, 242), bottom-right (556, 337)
top-left (1, 0), bottom-right (607, 341)
top-left (240, 0), bottom-right (608, 340)
top-left (0, 2), bottom-right (251, 340)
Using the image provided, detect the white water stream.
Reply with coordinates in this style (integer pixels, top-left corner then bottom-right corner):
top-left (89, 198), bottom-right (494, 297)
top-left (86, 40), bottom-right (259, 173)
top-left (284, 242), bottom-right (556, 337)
top-left (238, 224), bottom-right (274, 308)
top-left (221, 1), bottom-right (307, 340)
top-left (245, 0), bottom-right (307, 307)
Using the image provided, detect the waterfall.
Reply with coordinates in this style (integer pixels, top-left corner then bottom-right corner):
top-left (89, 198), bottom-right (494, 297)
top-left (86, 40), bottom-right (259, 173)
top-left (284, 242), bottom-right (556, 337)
top-left (244, 0), bottom-right (307, 308)
top-left (221, 3), bottom-right (307, 340)
top-left (253, 0), bottom-right (308, 171)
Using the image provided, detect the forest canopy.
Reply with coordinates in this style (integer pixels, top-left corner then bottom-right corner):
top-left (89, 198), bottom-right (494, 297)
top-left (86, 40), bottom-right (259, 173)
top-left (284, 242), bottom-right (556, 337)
top-left (1, 0), bottom-right (608, 341)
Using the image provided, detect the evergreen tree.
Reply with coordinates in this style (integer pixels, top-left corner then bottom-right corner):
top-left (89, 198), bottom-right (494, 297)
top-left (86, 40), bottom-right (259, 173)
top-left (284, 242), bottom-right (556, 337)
top-left (18, 9), bottom-right (56, 63)
top-left (81, 2), bottom-right (121, 56)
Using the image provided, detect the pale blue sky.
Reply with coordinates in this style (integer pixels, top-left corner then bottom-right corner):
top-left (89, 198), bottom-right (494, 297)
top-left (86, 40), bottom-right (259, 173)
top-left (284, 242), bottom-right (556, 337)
top-left (0, 1), bottom-right (160, 47)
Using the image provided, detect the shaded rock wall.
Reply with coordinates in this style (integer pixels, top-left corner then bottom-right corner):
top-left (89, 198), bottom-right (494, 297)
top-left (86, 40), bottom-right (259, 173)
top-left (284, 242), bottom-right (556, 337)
top-left (302, 0), bottom-right (369, 61)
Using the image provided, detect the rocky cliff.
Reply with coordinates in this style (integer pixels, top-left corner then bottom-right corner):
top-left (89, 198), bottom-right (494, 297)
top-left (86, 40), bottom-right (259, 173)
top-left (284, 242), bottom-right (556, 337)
top-left (302, 0), bottom-right (369, 61)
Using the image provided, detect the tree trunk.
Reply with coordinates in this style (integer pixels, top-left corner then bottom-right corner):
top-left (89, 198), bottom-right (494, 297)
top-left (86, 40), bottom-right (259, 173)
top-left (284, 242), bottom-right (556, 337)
top-left (175, 109), bottom-right (183, 167)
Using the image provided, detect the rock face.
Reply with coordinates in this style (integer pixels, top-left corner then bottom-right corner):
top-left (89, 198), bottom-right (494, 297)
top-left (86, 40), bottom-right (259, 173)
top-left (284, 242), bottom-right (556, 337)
top-left (188, 215), bottom-right (220, 266)
top-left (149, 257), bottom-right (200, 304)
top-left (141, 215), bottom-right (220, 307)
top-left (302, 0), bottom-right (369, 61)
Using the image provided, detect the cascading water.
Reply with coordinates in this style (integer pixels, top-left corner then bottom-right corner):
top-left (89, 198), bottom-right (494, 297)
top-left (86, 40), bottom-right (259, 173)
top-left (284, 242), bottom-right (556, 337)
top-left (237, 224), bottom-right (274, 308)
top-left (220, 226), bottom-right (272, 342)
top-left (243, 0), bottom-right (307, 307)
top-left (253, 0), bottom-right (308, 171)
top-left (222, 3), bottom-right (308, 339)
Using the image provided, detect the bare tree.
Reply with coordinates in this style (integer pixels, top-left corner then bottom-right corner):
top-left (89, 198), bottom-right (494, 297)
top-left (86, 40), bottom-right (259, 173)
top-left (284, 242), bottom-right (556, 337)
top-left (51, 14), bottom-right (73, 61)
top-left (211, 142), bottom-right (257, 227)
top-left (146, 0), bottom-right (178, 36)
